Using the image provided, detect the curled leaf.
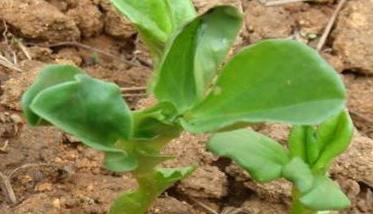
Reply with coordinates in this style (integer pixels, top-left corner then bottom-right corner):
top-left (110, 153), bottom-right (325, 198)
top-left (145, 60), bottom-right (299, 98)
top-left (110, 0), bottom-right (196, 59)
top-left (29, 73), bottom-right (132, 152)
top-left (22, 65), bottom-right (83, 125)
top-left (153, 6), bottom-right (243, 111)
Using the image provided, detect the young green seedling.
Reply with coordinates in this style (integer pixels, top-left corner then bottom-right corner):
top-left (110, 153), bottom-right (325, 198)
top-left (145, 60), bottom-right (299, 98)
top-left (22, 2), bottom-right (347, 214)
top-left (207, 111), bottom-right (353, 214)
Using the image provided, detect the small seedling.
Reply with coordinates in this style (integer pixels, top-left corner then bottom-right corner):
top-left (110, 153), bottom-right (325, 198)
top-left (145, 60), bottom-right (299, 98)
top-left (22, 1), bottom-right (348, 214)
top-left (208, 111), bottom-right (353, 214)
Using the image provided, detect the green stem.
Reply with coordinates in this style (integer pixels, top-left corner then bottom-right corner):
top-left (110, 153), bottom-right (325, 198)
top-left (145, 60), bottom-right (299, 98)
top-left (109, 135), bottom-right (179, 214)
top-left (290, 187), bottom-right (317, 214)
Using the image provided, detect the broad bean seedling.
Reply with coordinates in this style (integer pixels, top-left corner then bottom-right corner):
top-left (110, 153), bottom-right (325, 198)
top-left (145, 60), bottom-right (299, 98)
top-left (22, 1), bottom-right (350, 213)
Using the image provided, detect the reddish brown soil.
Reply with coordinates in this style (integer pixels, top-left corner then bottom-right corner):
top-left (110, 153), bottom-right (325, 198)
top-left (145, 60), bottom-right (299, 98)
top-left (0, 0), bottom-right (372, 213)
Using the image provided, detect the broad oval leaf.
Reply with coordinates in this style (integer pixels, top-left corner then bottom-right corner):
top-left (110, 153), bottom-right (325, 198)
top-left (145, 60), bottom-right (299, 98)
top-left (207, 129), bottom-right (289, 182)
top-left (110, 0), bottom-right (196, 59)
top-left (182, 39), bottom-right (346, 133)
top-left (29, 74), bottom-right (132, 151)
top-left (152, 6), bottom-right (243, 111)
top-left (22, 64), bottom-right (83, 126)
top-left (300, 176), bottom-right (350, 210)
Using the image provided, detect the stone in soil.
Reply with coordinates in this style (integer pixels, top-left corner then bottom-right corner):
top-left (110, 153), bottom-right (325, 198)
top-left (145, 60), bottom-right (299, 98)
top-left (333, 0), bottom-right (373, 74)
top-left (0, 0), bottom-right (80, 42)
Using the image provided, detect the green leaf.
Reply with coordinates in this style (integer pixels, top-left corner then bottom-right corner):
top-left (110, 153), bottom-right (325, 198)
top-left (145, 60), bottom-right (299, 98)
top-left (110, 0), bottom-right (196, 59)
top-left (207, 129), bottom-right (289, 182)
top-left (153, 6), bottom-right (243, 111)
top-left (104, 151), bottom-right (137, 172)
top-left (182, 39), bottom-right (346, 133)
top-left (109, 166), bottom-right (194, 214)
top-left (29, 74), bottom-right (132, 151)
top-left (312, 111), bottom-right (353, 172)
top-left (300, 176), bottom-right (350, 210)
top-left (132, 102), bottom-right (180, 140)
top-left (22, 65), bottom-right (83, 126)
top-left (155, 166), bottom-right (195, 188)
top-left (282, 158), bottom-right (314, 193)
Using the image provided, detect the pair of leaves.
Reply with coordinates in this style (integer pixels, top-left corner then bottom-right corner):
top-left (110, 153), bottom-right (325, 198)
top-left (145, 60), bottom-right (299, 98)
top-left (109, 167), bottom-right (194, 214)
top-left (110, 0), bottom-right (196, 59)
top-left (142, 5), bottom-right (346, 133)
top-left (288, 111), bottom-right (353, 172)
top-left (152, 6), bottom-right (243, 112)
top-left (208, 112), bottom-right (352, 211)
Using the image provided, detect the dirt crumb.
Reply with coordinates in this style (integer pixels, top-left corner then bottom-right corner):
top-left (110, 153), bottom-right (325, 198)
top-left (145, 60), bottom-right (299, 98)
top-left (178, 165), bottom-right (228, 199)
top-left (0, 60), bottom-right (44, 110)
top-left (162, 133), bottom-right (214, 168)
top-left (0, 0), bottom-right (80, 42)
top-left (193, 0), bottom-right (242, 13)
top-left (67, 0), bottom-right (104, 38)
top-left (345, 75), bottom-right (373, 138)
top-left (333, 0), bottom-right (373, 75)
top-left (150, 197), bottom-right (196, 214)
top-left (240, 198), bottom-right (288, 214)
top-left (332, 133), bottom-right (373, 188)
top-left (99, 0), bottom-right (136, 40)
top-left (54, 47), bottom-right (82, 66)
top-left (244, 1), bottom-right (294, 43)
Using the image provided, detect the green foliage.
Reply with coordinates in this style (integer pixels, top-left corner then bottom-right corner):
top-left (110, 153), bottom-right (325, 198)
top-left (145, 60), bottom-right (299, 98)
top-left (182, 40), bottom-right (346, 133)
top-left (22, 65), bottom-right (83, 126)
top-left (22, 3), bottom-right (349, 214)
top-left (208, 129), bottom-right (289, 182)
top-left (208, 111), bottom-right (353, 213)
top-left (152, 6), bottom-right (242, 111)
top-left (109, 167), bottom-right (194, 214)
top-left (110, 0), bottom-right (196, 61)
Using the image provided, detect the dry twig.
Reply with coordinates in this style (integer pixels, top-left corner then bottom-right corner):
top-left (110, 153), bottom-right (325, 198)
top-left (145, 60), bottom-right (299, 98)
top-left (15, 39), bottom-right (32, 60)
top-left (0, 54), bottom-right (22, 72)
top-left (349, 111), bottom-right (373, 126)
top-left (316, 0), bottom-right (347, 51)
top-left (0, 171), bottom-right (17, 204)
top-left (0, 21), bottom-right (22, 72)
top-left (188, 197), bottom-right (218, 214)
top-left (0, 140), bottom-right (9, 153)
top-left (120, 86), bottom-right (147, 92)
top-left (260, 0), bottom-right (313, 6)
top-left (0, 163), bottom-right (58, 205)
top-left (122, 93), bottom-right (147, 98)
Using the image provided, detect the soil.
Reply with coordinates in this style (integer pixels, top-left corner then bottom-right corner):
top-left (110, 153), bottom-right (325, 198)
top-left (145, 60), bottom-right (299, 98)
top-left (0, 0), bottom-right (372, 213)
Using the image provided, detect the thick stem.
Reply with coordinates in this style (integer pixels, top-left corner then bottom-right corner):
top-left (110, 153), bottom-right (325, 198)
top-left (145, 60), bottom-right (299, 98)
top-left (290, 187), bottom-right (317, 214)
top-left (110, 134), bottom-right (180, 214)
